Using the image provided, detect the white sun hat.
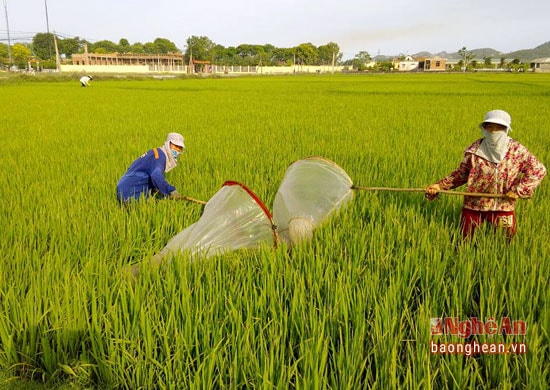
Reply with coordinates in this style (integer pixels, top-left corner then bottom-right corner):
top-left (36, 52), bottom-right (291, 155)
top-left (479, 110), bottom-right (512, 130)
top-left (167, 132), bottom-right (185, 148)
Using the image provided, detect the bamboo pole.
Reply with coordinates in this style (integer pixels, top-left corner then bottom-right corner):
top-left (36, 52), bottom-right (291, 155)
top-left (351, 185), bottom-right (512, 199)
top-left (182, 196), bottom-right (207, 205)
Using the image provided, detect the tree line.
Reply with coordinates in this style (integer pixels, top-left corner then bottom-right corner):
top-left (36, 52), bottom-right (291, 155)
top-left (2, 33), bottom-right (527, 72)
top-left (1, 33), bottom-right (374, 70)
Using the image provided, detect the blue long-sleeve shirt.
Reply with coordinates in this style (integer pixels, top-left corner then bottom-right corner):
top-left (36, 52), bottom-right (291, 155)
top-left (116, 148), bottom-right (176, 201)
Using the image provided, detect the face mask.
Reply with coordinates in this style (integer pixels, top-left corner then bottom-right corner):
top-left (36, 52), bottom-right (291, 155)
top-left (171, 149), bottom-right (180, 161)
top-left (477, 129), bottom-right (510, 164)
top-left (482, 129), bottom-right (508, 147)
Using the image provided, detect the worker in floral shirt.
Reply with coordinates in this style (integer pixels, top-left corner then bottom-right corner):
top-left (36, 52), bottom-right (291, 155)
top-left (425, 109), bottom-right (546, 239)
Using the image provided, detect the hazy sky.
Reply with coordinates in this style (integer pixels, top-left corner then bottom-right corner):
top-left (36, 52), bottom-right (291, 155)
top-left (2, 0), bottom-right (549, 59)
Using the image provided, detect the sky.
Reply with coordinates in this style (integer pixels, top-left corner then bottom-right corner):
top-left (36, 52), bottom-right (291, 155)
top-left (2, 0), bottom-right (549, 59)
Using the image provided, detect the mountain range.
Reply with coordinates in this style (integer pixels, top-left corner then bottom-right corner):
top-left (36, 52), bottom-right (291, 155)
top-left (374, 41), bottom-right (550, 62)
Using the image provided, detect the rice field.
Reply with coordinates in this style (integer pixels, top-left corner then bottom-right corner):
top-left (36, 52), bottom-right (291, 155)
top-left (0, 72), bottom-right (549, 389)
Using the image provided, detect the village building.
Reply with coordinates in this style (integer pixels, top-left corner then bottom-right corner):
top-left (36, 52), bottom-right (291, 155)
top-left (394, 56), bottom-right (418, 71)
top-left (70, 52), bottom-right (186, 72)
top-left (417, 56), bottom-right (446, 71)
top-left (61, 51), bottom-right (345, 75)
top-left (530, 58), bottom-right (550, 72)
top-left (393, 56), bottom-right (447, 71)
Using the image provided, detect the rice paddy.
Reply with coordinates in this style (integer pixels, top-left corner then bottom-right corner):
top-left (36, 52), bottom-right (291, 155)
top-left (0, 72), bottom-right (549, 388)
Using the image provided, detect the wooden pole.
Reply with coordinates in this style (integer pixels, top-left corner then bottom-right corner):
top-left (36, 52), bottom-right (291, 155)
top-left (182, 196), bottom-right (207, 205)
top-left (351, 185), bottom-right (514, 199)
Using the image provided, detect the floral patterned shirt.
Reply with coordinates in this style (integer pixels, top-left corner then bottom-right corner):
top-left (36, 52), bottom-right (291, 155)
top-left (437, 138), bottom-right (547, 211)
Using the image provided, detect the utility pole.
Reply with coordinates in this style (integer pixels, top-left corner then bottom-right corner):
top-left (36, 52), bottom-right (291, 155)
top-left (188, 46), bottom-right (193, 74)
top-left (3, 0), bottom-right (12, 67)
top-left (53, 32), bottom-right (60, 70)
top-left (44, 0), bottom-right (52, 58)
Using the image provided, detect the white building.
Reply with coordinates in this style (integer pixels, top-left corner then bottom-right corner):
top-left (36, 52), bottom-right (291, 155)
top-left (530, 58), bottom-right (550, 72)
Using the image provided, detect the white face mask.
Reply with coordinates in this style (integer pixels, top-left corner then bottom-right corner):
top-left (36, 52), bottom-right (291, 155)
top-left (482, 129), bottom-right (508, 146)
top-left (476, 129), bottom-right (510, 164)
top-left (162, 142), bottom-right (181, 173)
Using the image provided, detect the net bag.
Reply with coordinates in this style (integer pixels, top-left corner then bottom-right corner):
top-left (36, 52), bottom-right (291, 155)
top-left (155, 181), bottom-right (277, 262)
top-left (273, 156), bottom-right (353, 245)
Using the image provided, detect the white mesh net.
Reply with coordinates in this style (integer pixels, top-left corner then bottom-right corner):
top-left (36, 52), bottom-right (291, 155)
top-left (131, 157), bottom-right (354, 277)
top-left (157, 181), bottom-right (276, 261)
top-left (273, 156), bottom-right (354, 245)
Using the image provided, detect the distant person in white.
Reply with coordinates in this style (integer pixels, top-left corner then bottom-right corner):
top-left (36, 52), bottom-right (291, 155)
top-left (80, 75), bottom-right (93, 87)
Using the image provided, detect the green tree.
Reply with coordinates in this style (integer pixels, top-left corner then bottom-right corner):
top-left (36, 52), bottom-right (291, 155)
top-left (32, 32), bottom-right (55, 60)
top-left (261, 44), bottom-right (276, 65)
top-left (214, 45), bottom-right (237, 65)
top-left (119, 38), bottom-right (131, 53)
top-left (270, 47), bottom-right (294, 66)
top-left (153, 38), bottom-right (179, 54)
top-left (508, 58), bottom-right (528, 72)
top-left (90, 40), bottom-right (119, 53)
top-left (143, 42), bottom-right (157, 54)
top-left (318, 42), bottom-right (341, 65)
top-left (0, 43), bottom-right (9, 66)
top-left (12, 43), bottom-right (31, 68)
top-left (185, 36), bottom-right (216, 62)
top-left (236, 44), bottom-right (265, 65)
top-left (294, 43), bottom-right (318, 65)
top-left (483, 56), bottom-right (493, 68)
top-left (79, 39), bottom-right (92, 53)
top-left (458, 46), bottom-right (473, 71)
top-left (352, 51), bottom-right (371, 71)
top-left (57, 36), bottom-right (82, 58)
top-left (375, 61), bottom-right (394, 72)
top-left (129, 42), bottom-right (145, 54)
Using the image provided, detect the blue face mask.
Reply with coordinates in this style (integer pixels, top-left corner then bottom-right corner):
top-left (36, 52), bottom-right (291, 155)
top-left (171, 149), bottom-right (180, 161)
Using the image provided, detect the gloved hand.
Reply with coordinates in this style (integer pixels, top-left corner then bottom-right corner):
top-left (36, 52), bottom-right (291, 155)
top-left (425, 184), bottom-right (440, 201)
top-left (505, 191), bottom-right (519, 200)
top-left (169, 190), bottom-right (184, 200)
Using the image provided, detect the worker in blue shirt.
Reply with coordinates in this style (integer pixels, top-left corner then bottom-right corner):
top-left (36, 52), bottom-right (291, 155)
top-left (117, 132), bottom-right (186, 203)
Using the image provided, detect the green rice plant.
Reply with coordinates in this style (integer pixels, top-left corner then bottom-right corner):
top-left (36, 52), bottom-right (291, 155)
top-left (0, 73), bottom-right (549, 388)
